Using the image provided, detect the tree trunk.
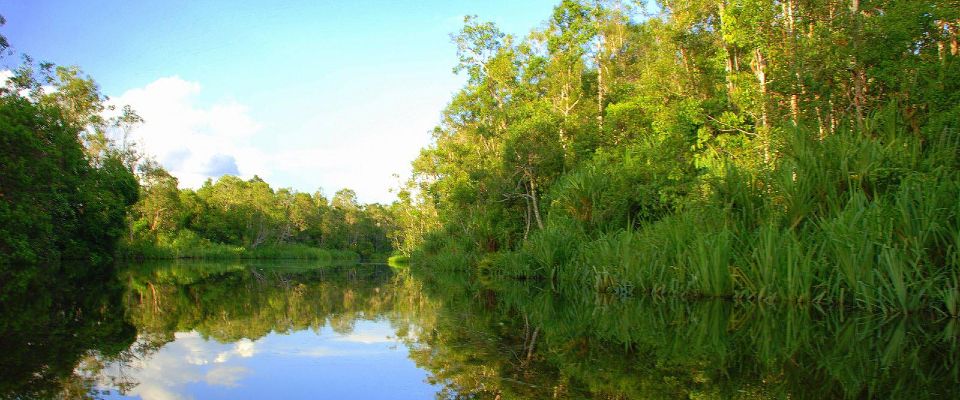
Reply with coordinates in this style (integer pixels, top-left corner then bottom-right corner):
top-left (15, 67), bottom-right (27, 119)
top-left (785, 0), bottom-right (799, 125)
top-left (752, 47), bottom-right (768, 128)
top-left (595, 4), bottom-right (606, 133)
top-left (528, 178), bottom-right (544, 230)
top-left (558, 67), bottom-right (576, 154)
top-left (481, 62), bottom-right (509, 133)
top-left (597, 55), bottom-right (604, 132)
top-left (150, 207), bottom-right (166, 231)
top-left (851, 0), bottom-right (865, 126)
top-left (939, 36), bottom-right (946, 62)
top-left (718, 1), bottom-right (737, 104)
top-left (251, 225), bottom-right (270, 248)
top-left (274, 224), bottom-right (291, 246)
top-left (525, 326), bottom-right (540, 363)
top-left (952, 21), bottom-right (959, 56)
top-left (523, 196), bottom-right (532, 241)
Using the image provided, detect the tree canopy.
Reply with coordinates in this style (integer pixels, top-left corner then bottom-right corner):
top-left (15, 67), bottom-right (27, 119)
top-left (396, 0), bottom-right (960, 314)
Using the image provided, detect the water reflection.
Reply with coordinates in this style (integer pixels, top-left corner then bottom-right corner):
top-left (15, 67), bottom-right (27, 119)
top-left (1, 261), bottom-right (957, 399)
top-left (0, 262), bottom-right (135, 399)
top-left (95, 261), bottom-right (434, 400)
top-left (98, 332), bottom-right (254, 399)
top-left (95, 323), bottom-right (433, 400)
top-left (409, 268), bottom-right (960, 399)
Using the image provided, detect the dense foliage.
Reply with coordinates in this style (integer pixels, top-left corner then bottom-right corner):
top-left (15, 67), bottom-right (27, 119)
top-left (0, 62), bottom-right (139, 267)
top-left (124, 172), bottom-right (399, 261)
top-left (397, 0), bottom-right (960, 313)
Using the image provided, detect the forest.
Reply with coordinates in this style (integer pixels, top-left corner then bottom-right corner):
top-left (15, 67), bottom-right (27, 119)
top-left (393, 0), bottom-right (960, 314)
top-left (2, 1), bottom-right (960, 315)
top-left (120, 173), bottom-right (398, 261)
top-left (2, 2), bottom-right (960, 398)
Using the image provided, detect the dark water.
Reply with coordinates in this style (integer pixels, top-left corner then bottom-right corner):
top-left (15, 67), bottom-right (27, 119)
top-left (1, 260), bottom-right (958, 399)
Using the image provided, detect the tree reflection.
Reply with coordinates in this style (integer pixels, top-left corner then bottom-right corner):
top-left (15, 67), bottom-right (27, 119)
top-left (0, 262), bottom-right (135, 400)
top-left (5, 260), bottom-right (957, 399)
top-left (404, 267), bottom-right (960, 399)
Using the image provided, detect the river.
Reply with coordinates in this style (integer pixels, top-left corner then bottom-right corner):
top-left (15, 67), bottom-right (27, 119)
top-left (1, 260), bottom-right (957, 399)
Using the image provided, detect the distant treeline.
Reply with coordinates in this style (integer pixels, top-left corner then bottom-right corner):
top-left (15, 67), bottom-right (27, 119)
top-left (123, 172), bottom-right (399, 261)
top-left (396, 1), bottom-right (960, 314)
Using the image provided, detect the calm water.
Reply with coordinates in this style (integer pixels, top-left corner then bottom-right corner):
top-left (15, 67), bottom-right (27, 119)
top-left (1, 260), bottom-right (958, 399)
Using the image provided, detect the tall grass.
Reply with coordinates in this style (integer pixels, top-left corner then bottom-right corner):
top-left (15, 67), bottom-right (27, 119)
top-left (121, 231), bottom-right (358, 262)
top-left (410, 229), bottom-right (479, 271)
top-left (487, 111), bottom-right (960, 314)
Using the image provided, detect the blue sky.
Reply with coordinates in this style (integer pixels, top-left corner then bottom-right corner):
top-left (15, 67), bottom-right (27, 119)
top-left (1, 0), bottom-right (560, 203)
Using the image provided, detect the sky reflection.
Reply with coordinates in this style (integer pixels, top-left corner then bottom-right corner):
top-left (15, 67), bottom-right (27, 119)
top-left (96, 320), bottom-right (436, 400)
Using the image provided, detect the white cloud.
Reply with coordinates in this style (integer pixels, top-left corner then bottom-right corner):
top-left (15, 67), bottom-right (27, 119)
top-left (205, 365), bottom-right (249, 387)
top-left (296, 346), bottom-right (385, 358)
top-left (214, 339), bottom-right (257, 363)
top-left (267, 85), bottom-right (443, 203)
top-left (329, 328), bottom-right (395, 344)
top-left (130, 383), bottom-right (185, 400)
top-left (108, 76), bottom-right (268, 188)
top-left (100, 73), bottom-right (444, 204)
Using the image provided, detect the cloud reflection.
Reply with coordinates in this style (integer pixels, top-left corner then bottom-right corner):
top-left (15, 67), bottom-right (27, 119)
top-left (95, 323), bottom-right (426, 399)
top-left (214, 339), bottom-right (257, 363)
top-left (329, 326), bottom-right (396, 344)
top-left (98, 332), bottom-right (253, 400)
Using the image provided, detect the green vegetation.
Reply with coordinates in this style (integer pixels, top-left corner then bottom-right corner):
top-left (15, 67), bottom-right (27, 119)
top-left (124, 172), bottom-right (395, 261)
top-left (0, 62), bottom-right (139, 266)
top-left (404, 266), bottom-right (960, 399)
top-left (388, 254), bottom-right (411, 267)
top-left (4, 2), bottom-right (960, 396)
top-left (0, 261), bottom-right (134, 399)
top-left (396, 0), bottom-right (960, 314)
top-left (0, 21), bottom-right (397, 264)
top-left (120, 240), bottom-right (359, 261)
top-left (117, 261), bottom-right (400, 343)
top-left (12, 260), bottom-right (952, 399)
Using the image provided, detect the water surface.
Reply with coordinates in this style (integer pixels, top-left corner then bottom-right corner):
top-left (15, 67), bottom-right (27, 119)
top-left (1, 260), bottom-right (958, 399)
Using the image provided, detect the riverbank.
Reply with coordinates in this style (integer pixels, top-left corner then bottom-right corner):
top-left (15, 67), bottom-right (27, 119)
top-left (412, 124), bottom-right (960, 316)
top-left (120, 241), bottom-right (359, 262)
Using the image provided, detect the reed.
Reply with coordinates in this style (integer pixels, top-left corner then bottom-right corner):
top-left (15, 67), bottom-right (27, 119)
top-left (481, 111), bottom-right (960, 313)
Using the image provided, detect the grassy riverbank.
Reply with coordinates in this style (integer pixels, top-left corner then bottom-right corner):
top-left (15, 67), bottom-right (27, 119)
top-left (120, 236), bottom-right (358, 262)
top-left (394, 1), bottom-right (960, 316)
top-left (414, 122), bottom-right (960, 316)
